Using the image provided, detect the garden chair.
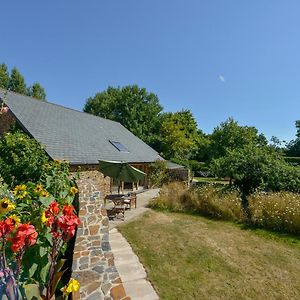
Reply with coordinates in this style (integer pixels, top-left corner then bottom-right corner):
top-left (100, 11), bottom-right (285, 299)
top-left (123, 192), bottom-right (137, 209)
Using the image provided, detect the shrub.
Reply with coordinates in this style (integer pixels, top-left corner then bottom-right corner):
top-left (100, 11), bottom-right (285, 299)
top-left (186, 186), bottom-right (246, 222)
top-left (284, 156), bottom-right (300, 166)
top-left (210, 144), bottom-right (300, 211)
top-left (150, 183), bottom-right (246, 222)
top-left (148, 160), bottom-right (169, 188)
top-left (0, 131), bottom-right (50, 186)
top-left (149, 181), bottom-right (187, 210)
top-left (249, 192), bottom-right (300, 234)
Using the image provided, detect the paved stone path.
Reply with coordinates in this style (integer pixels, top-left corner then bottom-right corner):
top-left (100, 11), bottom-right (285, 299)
top-left (109, 189), bottom-right (160, 300)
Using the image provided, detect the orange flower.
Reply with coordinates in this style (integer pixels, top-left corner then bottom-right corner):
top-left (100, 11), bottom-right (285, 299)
top-left (10, 224), bottom-right (38, 253)
top-left (0, 217), bottom-right (15, 238)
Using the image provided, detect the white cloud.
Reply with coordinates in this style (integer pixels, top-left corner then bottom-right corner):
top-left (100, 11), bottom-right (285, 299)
top-left (219, 75), bottom-right (225, 82)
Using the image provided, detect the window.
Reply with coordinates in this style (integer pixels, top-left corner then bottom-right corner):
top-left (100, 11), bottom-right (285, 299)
top-left (109, 140), bottom-right (129, 152)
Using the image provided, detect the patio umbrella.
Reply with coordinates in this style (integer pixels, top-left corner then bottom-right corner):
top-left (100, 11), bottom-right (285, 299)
top-left (99, 160), bottom-right (146, 193)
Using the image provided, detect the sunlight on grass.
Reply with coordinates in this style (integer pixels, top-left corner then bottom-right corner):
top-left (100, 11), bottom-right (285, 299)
top-left (119, 211), bottom-right (300, 300)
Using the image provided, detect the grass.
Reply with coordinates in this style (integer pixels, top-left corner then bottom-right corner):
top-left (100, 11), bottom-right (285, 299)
top-left (119, 210), bottom-right (300, 300)
top-left (194, 177), bottom-right (229, 184)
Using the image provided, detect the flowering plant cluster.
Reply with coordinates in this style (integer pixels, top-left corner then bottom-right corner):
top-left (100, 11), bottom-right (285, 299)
top-left (0, 166), bottom-right (81, 299)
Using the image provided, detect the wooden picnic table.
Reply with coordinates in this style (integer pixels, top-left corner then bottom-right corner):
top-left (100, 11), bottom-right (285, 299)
top-left (105, 193), bottom-right (137, 220)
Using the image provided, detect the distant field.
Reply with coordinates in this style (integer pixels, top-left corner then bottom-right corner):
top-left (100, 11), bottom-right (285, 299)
top-left (119, 211), bottom-right (300, 300)
top-left (193, 177), bottom-right (230, 184)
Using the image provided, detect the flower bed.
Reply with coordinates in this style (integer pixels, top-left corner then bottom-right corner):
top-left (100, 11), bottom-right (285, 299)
top-left (0, 160), bottom-right (81, 299)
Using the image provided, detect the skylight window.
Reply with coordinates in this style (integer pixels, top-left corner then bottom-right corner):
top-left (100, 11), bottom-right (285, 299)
top-left (109, 140), bottom-right (129, 152)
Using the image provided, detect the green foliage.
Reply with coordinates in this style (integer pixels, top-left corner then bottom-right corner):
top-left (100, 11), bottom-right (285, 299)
top-left (208, 118), bottom-right (267, 160)
top-left (26, 82), bottom-right (46, 100)
top-left (84, 85), bottom-right (163, 144)
top-left (0, 131), bottom-right (50, 187)
top-left (0, 63), bottom-right (10, 89)
top-left (148, 160), bottom-right (168, 188)
top-left (286, 120), bottom-right (300, 157)
top-left (211, 145), bottom-right (300, 196)
top-left (286, 140), bottom-right (300, 157)
top-left (8, 67), bottom-right (26, 94)
top-left (284, 156), bottom-right (300, 166)
top-left (0, 63), bottom-right (46, 100)
top-left (0, 177), bottom-right (78, 294)
top-left (159, 110), bottom-right (199, 160)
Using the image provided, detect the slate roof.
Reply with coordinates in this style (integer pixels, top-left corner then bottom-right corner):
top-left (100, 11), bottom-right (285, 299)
top-left (0, 89), bottom-right (163, 165)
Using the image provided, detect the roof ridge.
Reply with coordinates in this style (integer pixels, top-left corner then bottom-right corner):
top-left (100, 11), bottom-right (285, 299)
top-left (0, 87), bottom-right (119, 125)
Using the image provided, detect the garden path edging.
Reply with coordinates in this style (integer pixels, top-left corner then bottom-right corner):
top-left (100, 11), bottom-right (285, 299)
top-left (110, 229), bottom-right (159, 300)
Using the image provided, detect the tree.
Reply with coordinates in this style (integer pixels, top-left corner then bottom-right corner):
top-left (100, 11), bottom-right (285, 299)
top-left (84, 85), bottom-right (163, 144)
top-left (0, 63), bottom-right (46, 100)
top-left (208, 118), bottom-right (267, 160)
top-left (26, 83), bottom-right (46, 100)
top-left (159, 110), bottom-right (199, 160)
top-left (8, 67), bottom-right (26, 94)
top-left (211, 145), bottom-right (300, 210)
top-left (286, 120), bottom-right (300, 157)
top-left (0, 63), bottom-right (10, 89)
top-left (296, 120), bottom-right (300, 139)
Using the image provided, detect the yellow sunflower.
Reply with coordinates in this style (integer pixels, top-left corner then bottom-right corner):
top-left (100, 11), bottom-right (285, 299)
top-left (9, 214), bottom-right (21, 227)
top-left (13, 185), bottom-right (28, 199)
top-left (0, 198), bottom-right (16, 215)
top-left (34, 184), bottom-right (43, 194)
top-left (40, 190), bottom-right (49, 198)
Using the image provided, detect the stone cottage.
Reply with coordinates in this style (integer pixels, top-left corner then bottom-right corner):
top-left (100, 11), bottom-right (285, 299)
top-left (0, 89), bottom-right (165, 299)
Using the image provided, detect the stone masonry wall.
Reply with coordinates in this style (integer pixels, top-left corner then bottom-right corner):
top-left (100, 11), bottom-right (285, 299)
top-left (70, 165), bottom-right (111, 196)
top-left (72, 172), bottom-right (129, 300)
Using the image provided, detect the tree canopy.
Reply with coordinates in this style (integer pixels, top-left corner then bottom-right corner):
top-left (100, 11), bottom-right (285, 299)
top-left (158, 110), bottom-right (200, 161)
top-left (84, 85), bottom-right (163, 144)
top-left (0, 64), bottom-right (10, 90)
top-left (207, 118), bottom-right (267, 160)
top-left (286, 120), bottom-right (300, 157)
top-left (26, 83), bottom-right (46, 100)
top-left (0, 63), bottom-right (46, 100)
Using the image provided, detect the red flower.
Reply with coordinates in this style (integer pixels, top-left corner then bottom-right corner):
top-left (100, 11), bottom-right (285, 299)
top-left (10, 224), bottom-right (38, 253)
top-left (49, 202), bottom-right (60, 215)
top-left (0, 218), bottom-right (16, 238)
top-left (44, 202), bottom-right (61, 226)
top-left (62, 205), bottom-right (74, 216)
top-left (57, 214), bottom-right (80, 240)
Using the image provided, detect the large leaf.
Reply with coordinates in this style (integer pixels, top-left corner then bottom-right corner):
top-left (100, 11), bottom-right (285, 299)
top-left (29, 263), bottom-right (38, 277)
top-left (24, 284), bottom-right (41, 300)
top-left (39, 246), bottom-right (48, 258)
top-left (39, 196), bottom-right (54, 207)
top-left (40, 262), bottom-right (50, 283)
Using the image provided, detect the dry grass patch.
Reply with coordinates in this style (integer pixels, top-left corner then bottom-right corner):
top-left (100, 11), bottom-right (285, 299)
top-left (119, 211), bottom-right (300, 300)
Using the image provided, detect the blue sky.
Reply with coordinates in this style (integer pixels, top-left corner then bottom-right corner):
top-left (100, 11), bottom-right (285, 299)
top-left (1, 1), bottom-right (299, 142)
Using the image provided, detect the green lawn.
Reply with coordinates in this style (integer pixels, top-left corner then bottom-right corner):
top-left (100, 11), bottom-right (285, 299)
top-left (119, 211), bottom-right (300, 300)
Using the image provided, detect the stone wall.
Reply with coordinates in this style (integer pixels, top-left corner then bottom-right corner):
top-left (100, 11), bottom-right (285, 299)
top-left (71, 166), bottom-right (111, 196)
top-left (0, 110), bottom-right (16, 136)
top-left (72, 173), bottom-right (129, 300)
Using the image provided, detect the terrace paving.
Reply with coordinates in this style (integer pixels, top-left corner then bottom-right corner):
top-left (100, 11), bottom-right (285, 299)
top-left (109, 189), bottom-right (160, 300)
